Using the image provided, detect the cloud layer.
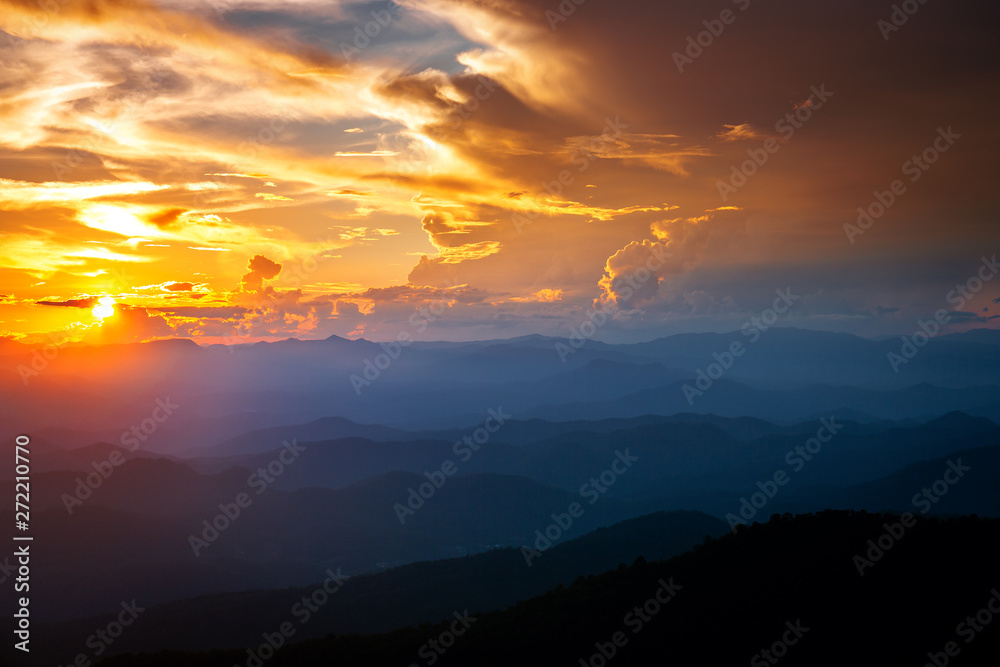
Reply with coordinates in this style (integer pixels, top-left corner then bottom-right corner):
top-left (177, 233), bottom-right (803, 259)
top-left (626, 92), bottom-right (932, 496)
top-left (1, 0), bottom-right (998, 343)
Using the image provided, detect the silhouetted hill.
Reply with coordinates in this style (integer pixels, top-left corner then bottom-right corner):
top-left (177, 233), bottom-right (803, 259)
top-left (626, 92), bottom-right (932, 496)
top-left (187, 437), bottom-right (527, 488)
top-left (91, 511), bottom-right (1000, 666)
top-left (825, 444), bottom-right (1000, 517)
top-left (3, 463), bottom-right (710, 622)
top-left (30, 511), bottom-right (726, 661)
top-left (521, 380), bottom-right (1000, 423)
top-left (27, 412), bottom-right (990, 516)
top-left (921, 410), bottom-right (999, 433)
top-left (937, 328), bottom-right (1000, 346)
top-left (0, 440), bottom-right (169, 475)
top-left (202, 416), bottom-right (414, 456)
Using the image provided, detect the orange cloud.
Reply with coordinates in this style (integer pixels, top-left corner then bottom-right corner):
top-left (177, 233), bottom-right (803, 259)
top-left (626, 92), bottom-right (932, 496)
top-left (241, 254), bottom-right (282, 294)
top-left (510, 289), bottom-right (563, 303)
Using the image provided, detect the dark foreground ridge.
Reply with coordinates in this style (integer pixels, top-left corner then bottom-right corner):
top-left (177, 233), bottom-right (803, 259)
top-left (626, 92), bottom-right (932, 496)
top-left (98, 511), bottom-right (1000, 666)
top-left (30, 511), bottom-right (725, 660)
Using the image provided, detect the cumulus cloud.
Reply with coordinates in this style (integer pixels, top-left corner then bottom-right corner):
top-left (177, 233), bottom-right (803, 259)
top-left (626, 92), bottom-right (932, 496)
top-left (595, 209), bottom-right (743, 312)
top-left (90, 303), bottom-right (176, 344)
top-left (715, 123), bottom-right (770, 143)
top-left (595, 240), bottom-right (672, 311)
top-left (240, 254), bottom-right (282, 294)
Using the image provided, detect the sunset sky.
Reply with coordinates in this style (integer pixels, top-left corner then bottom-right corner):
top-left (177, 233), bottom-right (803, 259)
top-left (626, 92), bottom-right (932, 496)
top-left (1, 0), bottom-right (997, 345)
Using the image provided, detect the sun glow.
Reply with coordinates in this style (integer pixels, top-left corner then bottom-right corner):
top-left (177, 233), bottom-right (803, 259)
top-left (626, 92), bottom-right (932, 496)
top-left (92, 296), bottom-right (117, 320)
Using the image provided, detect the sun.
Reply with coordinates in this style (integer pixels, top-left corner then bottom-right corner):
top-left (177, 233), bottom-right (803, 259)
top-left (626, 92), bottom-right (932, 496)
top-left (92, 296), bottom-right (117, 320)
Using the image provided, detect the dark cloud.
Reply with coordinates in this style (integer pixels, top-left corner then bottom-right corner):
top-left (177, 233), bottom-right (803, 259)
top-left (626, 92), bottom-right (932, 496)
top-left (148, 208), bottom-right (186, 229)
top-left (421, 212), bottom-right (462, 239)
top-left (0, 147), bottom-right (117, 182)
top-left (356, 284), bottom-right (491, 305)
top-left (37, 298), bottom-right (97, 308)
top-left (147, 306), bottom-right (249, 318)
top-left (948, 311), bottom-right (990, 324)
top-left (241, 254), bottom-right (282, 293)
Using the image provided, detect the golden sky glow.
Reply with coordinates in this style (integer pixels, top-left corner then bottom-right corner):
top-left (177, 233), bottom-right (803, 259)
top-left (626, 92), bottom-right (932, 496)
top-left (1, 0), bottom-right (997, 344)
top-left (92, 295), bottom-right (116, 319)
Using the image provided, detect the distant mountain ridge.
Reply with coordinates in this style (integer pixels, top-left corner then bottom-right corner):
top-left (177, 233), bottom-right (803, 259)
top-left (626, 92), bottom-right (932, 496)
top-left (4, 327), bottom-right (1000, 438)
